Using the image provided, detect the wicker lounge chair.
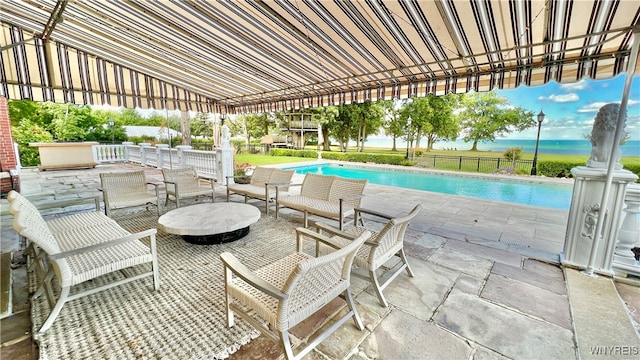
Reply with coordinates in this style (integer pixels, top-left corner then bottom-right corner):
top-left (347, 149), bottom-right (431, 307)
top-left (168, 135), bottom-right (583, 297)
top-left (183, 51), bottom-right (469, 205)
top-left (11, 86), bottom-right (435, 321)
top-left (162, 166), bottom-right (215, 208)
top-left (221, 227), bottom-right (371, 360)
top-left (7, 190), bottom-right (160, 334)
top-left (100, 170), bottom-right (160, 217)
top-left (315, 204), bottom-right (422, 307)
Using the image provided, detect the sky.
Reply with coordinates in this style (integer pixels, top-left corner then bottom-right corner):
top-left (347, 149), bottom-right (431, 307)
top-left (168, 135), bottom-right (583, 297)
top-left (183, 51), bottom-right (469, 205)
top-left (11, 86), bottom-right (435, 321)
top-left (124, 74), bottom-right (640, 142)
top-left (495, 74), bottom-right (640, 141)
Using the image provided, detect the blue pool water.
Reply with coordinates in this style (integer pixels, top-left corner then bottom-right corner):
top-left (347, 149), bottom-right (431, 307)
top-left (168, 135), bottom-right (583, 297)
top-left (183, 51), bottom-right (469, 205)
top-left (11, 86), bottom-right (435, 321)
top-left (283, 163), bottom-right (573, 210)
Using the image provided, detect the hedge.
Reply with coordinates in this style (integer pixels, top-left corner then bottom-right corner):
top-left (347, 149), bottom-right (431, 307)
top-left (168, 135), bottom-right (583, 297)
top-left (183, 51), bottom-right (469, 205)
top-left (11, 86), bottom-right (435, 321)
top-left (539, 160), bottom-right (640, 181)
top-left (268, 149), bottom-right (639, 182)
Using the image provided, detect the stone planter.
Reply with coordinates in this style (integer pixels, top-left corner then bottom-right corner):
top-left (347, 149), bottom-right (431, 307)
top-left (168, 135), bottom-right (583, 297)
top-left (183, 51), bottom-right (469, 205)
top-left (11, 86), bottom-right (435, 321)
top-left (29, 142), bottom-right (99, 170)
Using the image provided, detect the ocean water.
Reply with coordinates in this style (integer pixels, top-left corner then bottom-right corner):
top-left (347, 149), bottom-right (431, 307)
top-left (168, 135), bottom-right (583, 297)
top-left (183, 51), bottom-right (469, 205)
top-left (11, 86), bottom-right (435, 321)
top-left (360, 138), bottom-right (640, 157)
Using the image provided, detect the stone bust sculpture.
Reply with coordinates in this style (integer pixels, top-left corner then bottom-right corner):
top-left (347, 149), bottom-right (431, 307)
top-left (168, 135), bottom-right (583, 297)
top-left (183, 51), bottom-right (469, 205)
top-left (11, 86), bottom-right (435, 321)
top-left (221, 120), bottom-right (231, 147)
top-left (586, 103), bottom-right (624, 170)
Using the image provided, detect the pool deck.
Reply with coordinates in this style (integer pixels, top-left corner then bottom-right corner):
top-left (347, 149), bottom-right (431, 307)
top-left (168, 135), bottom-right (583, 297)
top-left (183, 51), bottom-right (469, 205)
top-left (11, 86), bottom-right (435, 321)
top-left (2, 162), bottom-right (639, 359)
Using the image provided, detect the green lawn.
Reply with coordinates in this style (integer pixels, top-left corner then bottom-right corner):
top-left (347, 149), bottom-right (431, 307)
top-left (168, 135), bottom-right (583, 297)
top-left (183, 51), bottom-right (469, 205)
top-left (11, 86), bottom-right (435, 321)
top-left (236, 146), bottom-right (638, 168)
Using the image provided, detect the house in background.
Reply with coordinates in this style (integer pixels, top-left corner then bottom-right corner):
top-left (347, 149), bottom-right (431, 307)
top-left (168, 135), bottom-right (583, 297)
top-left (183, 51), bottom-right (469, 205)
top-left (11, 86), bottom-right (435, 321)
top-left (124, 126), bottom-right (181, 141)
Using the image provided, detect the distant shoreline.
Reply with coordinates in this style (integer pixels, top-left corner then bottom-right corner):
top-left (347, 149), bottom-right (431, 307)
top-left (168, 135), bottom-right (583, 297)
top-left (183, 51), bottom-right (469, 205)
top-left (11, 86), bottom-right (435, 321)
top-left (361, 138), bottom-right (640, 157)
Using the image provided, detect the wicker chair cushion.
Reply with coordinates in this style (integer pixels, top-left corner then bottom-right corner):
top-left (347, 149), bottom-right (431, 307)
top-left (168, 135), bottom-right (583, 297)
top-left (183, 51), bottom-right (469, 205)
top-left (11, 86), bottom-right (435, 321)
top-left (328, 178), bottom-right (367, 205)
top-left (9, 191), bottom-right (61, 255)
top-left (226, 184), bottom-right (265, 199)
top-left (226, 249), bottom-right (353, 330)
top-left (227, 252), bottom-right (312, 329)
top-left (47, 212), bottom-right (119, 235)
top-left (249, 167), bottom-right (274, 187)
top-left (268, 169), bottom-right (295, 191)
top-left (275, 195), bottom-right (315, 209)
top-left (299, 173), bottom-right (336, 200)
top-left (100, 171), bottom-right (158, 211)
top-left (302, 198), bottom-right (356, 220)
top-left (163, 167), bottom-right (213, 197)
top-left (65, 243), bottom-right (154, 287)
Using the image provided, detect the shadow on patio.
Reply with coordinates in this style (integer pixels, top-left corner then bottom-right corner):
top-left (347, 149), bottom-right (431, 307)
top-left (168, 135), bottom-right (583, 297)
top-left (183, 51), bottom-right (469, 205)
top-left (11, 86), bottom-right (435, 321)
top-left (1, 163), bottom-right (639, 359)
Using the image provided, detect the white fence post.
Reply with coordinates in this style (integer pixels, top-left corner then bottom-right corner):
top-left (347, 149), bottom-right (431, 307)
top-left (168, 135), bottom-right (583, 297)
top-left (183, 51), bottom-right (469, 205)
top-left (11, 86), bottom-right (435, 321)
top-left (139, 143), bottom-right (151, 166)
top-left (122, 142), bottom-right (133, 161)
top-left (156, 144), bottom-right (169, 169)
top-left (176, 145), bottom-right (192, 168)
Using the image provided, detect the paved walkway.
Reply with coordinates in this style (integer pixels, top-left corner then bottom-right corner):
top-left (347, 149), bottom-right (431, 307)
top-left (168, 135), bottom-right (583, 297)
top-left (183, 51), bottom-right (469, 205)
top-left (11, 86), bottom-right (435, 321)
top-left (1, 163), bottom-right (639, 359)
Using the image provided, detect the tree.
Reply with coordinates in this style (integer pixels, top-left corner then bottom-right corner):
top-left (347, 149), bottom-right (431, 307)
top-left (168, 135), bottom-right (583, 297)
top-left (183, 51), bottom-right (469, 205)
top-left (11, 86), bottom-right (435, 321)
top-left (41, 102), bottom-right (100, 141)
top-left (309, 106), bottom-right (339, 151)
top-left (11, 119), bottom-right (54, 166)
top-left (458, 91), bottom-right (535, 151)
top-left (503, 147), bottom-right (523, 172)
top-left (190, 112), bottom-right (213, 139)
top-left (400, 97), bottom-right (433, 151)
top-left (7, 99), bottom-right (45, 127)
top-left (226, 113), bottom-right (274, 149)
top-left (423, 94), bottom-right (459, 151)
top-left (380, 100), bottom-right (404, 151)
top-left (329, 105), bottom-right (357, 152)
top-left (353, 100), bottom-right (385, 152)
top-left (119, 108), bottom-right (146, 125)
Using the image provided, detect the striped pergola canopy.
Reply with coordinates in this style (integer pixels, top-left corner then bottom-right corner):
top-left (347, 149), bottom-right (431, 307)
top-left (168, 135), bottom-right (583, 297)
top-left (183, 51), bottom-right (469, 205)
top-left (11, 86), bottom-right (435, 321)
top-left (1, 0), bottom-right (639, 114)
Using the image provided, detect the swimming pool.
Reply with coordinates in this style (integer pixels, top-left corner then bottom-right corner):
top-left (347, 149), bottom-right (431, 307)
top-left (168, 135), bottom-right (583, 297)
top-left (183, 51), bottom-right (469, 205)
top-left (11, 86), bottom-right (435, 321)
top-left (283, 163), bottom-right (574, 210)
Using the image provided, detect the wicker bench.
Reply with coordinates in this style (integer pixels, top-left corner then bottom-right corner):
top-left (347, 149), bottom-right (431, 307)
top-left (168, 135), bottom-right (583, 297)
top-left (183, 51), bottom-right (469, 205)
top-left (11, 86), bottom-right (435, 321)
top-left (7, 190), bottom-right (160, 334)
top-left (226, 166), bottom-right (295, 215)
top-left (274, 173), bottom-right (367, 230)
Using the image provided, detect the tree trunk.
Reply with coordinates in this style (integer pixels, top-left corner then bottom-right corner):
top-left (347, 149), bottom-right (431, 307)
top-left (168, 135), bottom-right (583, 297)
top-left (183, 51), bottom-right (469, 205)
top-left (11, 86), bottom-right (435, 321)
top-left (392, 136), bottom-right (397, 151)
top-left (322, 125), bottom-right (331, 151)
top-left (181, 110), bottom-right (191, 145)
top-left (471, 139), bottom-right (479, 151)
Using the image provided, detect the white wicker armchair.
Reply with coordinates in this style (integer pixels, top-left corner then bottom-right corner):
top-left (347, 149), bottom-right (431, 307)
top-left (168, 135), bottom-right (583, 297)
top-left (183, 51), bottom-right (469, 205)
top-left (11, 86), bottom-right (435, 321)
top-left (100, 170), bottom-right (160, 217)
top-left (162, 166), bottom-right (215, 208)
top-left (7, 190), bottom-right (160, 334)
top-left (315, 204), bottom-right (422, 307)
top-left (220, 227), bottom-right (371, 360)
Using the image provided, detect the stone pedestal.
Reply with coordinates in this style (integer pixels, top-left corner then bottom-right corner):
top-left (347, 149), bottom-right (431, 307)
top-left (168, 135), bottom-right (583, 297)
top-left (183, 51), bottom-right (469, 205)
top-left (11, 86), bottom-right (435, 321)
top-left (561, 166), bottom-right (638, 275)
top-left (612, 184), bottom-right (640, 277)
top-left (217, 146), bottom-right (234, 185)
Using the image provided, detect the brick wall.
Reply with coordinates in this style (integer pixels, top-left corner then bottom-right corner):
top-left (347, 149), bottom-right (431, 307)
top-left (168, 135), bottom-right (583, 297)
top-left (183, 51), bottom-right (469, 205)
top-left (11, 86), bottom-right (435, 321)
top-left (0, 96), bottom-right (20, 195)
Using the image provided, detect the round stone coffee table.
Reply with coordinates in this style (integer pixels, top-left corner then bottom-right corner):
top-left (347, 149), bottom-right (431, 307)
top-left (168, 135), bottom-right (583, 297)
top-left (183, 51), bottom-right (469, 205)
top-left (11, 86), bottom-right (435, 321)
top-left (158, 203), bottom-right (261, 245)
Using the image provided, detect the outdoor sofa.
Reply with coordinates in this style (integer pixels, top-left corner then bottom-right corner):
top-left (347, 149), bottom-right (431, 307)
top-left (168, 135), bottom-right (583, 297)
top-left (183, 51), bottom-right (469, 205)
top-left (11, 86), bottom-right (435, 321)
top-left (226, 166), bottom-right (295, 215)
top-left (274, 173), bottom-right (367, 230)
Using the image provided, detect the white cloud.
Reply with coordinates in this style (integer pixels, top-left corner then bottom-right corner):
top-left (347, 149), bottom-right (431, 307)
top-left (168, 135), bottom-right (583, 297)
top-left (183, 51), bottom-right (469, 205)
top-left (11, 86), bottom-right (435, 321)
top-left (538, 93), bottom-right (579, 102)
top-left (577, 102), bottom-right (610, 113)
top-left (577, 100), bottom-right (640, 113)
top-left (559, 79), bottom-right (588, 91)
